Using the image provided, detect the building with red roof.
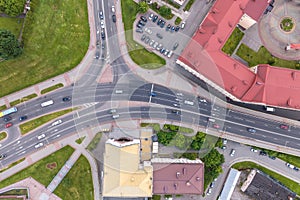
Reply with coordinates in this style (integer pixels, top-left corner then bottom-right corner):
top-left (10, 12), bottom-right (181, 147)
top-left (177, 0), bottom-right (300, 110)
top-left (152, 158), bottom-right (204, 195)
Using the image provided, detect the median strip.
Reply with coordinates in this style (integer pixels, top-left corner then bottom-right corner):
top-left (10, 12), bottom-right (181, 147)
top-left (19, 108), bottom-right (74, 135)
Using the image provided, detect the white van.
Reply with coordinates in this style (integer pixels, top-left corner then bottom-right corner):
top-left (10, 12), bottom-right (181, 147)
top-left (52, 119), bottom-right (62, 126)
top-left (41, 100), bottom-right (54, 107)
top-left (167, 51), bottom-right (173, 58)
top-left (112, 114), bottom-right (119, 119)
top-left (265, 106), bottom-right (275, 112)
top-left (37, 134), bottom-right (45, 140)
top-left (184, 100), bottom-right (194, 106)
top-left (115, 90), bottom-right (123, 94)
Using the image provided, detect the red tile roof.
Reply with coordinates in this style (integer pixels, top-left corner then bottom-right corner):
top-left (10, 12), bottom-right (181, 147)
top-left (178, 0), bottom-right (300, 109)
top-left (153, 162), bottom-right (204, 194)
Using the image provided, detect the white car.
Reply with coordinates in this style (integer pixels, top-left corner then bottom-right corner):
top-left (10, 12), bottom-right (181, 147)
top-left (37, 134), bottom-right (45, 140)
top-left (100, 21), bottom-right (105, 28)
top-left (52, 119), bottom-right (62, 126)
top-left (111, 5), bottom-right (115, 13)
top-left (144, 27), bottom-right (152, 34)
top-left (286, 163), bottom-right (295, 169)
top-left (176, 93), bottom-right (183, 96)
top-left (181, 21), bottom-right (186, 29)
top-left (230, 149), bottom-right (236, 157)
top-left (35, 142), bottom-right (44, 149)
top-left (223, 139), bottom-right (227, 145)
top-left (250, 148), bottom-right (258, 152)
top-left (206, 188), bottom-right (212, 195)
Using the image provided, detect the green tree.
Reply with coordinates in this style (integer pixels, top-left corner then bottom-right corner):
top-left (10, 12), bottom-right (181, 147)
top-left (138, 1), bottom-right (149, 13)
top-left (159, 5), bottom-right (171, 18)
top-left (0, 29), bottom-right (23, 60)
top-left (0, 0), bottom-right (26, 16)
top-left (202, 149), bottom-right (224, 168)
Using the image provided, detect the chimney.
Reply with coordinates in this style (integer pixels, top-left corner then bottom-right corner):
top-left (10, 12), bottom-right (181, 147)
top-left (174, 183), bottom-right (178, 190)
top-left (176, 172), bottom-right (180, 178)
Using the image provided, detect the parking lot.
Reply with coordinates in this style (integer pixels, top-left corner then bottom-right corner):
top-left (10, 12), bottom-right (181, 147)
top-left (133, 12), bottom-right (191, 60)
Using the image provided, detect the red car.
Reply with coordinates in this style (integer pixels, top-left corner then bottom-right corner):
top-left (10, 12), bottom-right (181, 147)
top-left (280, 124), bottom-right (289, 130)
top-left (5, 122), bottom-right (13, 128)
top-left (213, 124), bottom-right (220, 129)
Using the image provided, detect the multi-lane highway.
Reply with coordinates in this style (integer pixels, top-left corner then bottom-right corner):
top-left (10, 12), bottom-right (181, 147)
top-left (1, 0), bottom-right (300, 170)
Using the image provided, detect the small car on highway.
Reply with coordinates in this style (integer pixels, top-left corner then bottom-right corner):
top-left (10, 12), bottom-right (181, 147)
top-left (62, 96), bottom-right (71, 102)
top-left (37, 134), bottom-right (46, 140)
top-left (5, 122), bottom-right (13, 128)
top-left (112, 14), bottom-right (116, 23)
top-left (279, 124), bottom-right (289, 130)
top-left (52, 119), bottom-right (62, 126)
top-left (19, 116), bottom-right (28, 121)
top-left (3, 116), bottom-right (12, 122)
top-left (247, 128), bottom-right (256, 133)
top-left (0, 154), bottom-right (7, 160)
top-left (35, 142), bottom-right (44, 149)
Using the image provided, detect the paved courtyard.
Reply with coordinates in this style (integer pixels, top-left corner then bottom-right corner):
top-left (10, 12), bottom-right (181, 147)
top-left (258, 0), bottom-right (300, 60)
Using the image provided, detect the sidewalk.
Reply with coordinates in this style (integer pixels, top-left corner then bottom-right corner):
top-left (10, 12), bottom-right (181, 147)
top-left (0, 0), bottom-right (97, 108)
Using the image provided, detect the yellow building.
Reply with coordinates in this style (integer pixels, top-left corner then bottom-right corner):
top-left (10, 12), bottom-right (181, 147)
top-left (103, 138), bottom-right (153, 198)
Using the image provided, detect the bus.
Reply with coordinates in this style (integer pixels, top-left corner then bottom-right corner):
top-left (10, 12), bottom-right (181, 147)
top-left (0, 107), bottom-right (18, 118)
top-left (41, 100), bottom-right (54, 107)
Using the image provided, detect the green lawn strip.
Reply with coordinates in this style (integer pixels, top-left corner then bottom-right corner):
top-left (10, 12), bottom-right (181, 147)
top-left (149, 3), bottom-right (174, 20)
top-left (0, 17), bottom-right (24, 37)
top-left (162, 0), bottom-right (180, 9)
top-left (0, 0), bottom-right (89, 97)
top-left (163, 124), bottom-right (194, 134)
top-left (140, 123), bottom-right (161, 132)
top-left (54, 155), bottom-right (94, 200)
top-left (0, 132), bottom-right (7, 141)
top-left (0, 105), bottom-right (7, 110)
top-left (41, 83), bottom-right (64, 95)
top-left (150, 195), bottom-right (161, 200)
top-left (232, 161), bottom-right (300, 195)
top-left (75, 136), bottom-right (86, 144)
top-left (0, 146), bottom-right (74, 188)
top-left (19, 108), bottom-right (73, 135)
top-left (221, 27), bottom-right (244, 56)
top-left (183, 0), bottom-right (195, 11)
top-left (121, 0), bottom-right (165, 69)
top-left (0, 189), bottom-right (28, 197)
top-left (9, 93), bottom-right (38, 106)
top-left (175, 17), bottom-right (182, 25)
top-left (86, 132), bottom-right (103, 151)
top-left (0, 158), bottom-right (25, 173)
top-left (236, 44), bottom-right (298, 69)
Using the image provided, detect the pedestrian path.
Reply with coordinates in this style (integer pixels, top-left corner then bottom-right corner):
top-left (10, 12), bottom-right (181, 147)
top-left (47, 150), bottom-right (81, 192)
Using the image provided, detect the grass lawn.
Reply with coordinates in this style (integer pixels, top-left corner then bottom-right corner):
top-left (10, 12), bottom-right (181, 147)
top-left (232, 161), bottom-right (300, 195)
top-left (222, 28), bottom-right (244, 56)
top-left (0, 0), bottom-right (89, 97)
top-left (0, 131), bottom-right (7, 141)
top-left (19, 108), bottom-right (74, 135)
top-left (86, 132), bottom-right (102, 151)
top-left (0, 17), bottom-right (24, 37)
top-left (0, 105), bottom-right (7, 110)
top-left (121, 0), bottom-right (165, 69)
top-left (9, 93), bottom-right (37, 106)
top-left (236, 44), bottom-right (298, 69)
top-left (183, 0), bottom-right (195, 11)
top-left (0, 146), bottom-right (74, 188)
top-left (54, 155), bottom-right (94, 200)
top-left (75, 136), bottom-right (86, 144)
top-left (174, 17), bottom-right (182, 25)
top-left (41, 83), bottom-right (64, 94)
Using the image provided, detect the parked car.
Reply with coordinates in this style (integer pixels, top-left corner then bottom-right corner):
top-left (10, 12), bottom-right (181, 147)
top-left (171, 26), bottom-right (175, 32)
top-left (5, 122), bottom-right (12, 128)
top-left (3, 116), bottom-right (12, 122)
top-left (259, 151), bottom-right (267, 156)
top-left (173, 42), bottom-right (179, 50)
top-left (166, 24), bottom-right (171, 31)
top-left (156, 33), bottom-right (163, 39)
top-left (250, 148), bottom-right (258, 152)
top-left (136, 28), bottom-right (143, 33)
top-left (99, 11), bottom-right (104, 20)
top-left (209, 182), bottom-right (215, 188)
top-left (136, 23), bottom-right (143, 29)
top-left (138, 20), bottom-right (146, 26)
top-left (144, 27), bottom-right (152, 34)
top-left (112, 14), bottom-right (116, 22)
top-left (152, 15), bottom-right (158, 22)
top-left (145, 37), bottom-right (150, 44)
top-left (223, 139), bottom-right (227, 145)
top-left (157, 19), bottom-right (162, 25)
top-left (19, 116), bottom-right (28, 121)
top-left (175, 26), bottom-right (180, 32)
top-left (156, 43), bottom-right (162, 51)
top-left (221, 146), bottom-right (227, 150)
top-left (149, 40), bottom-right (154, 46)
top-left (149, 13), bottom-right (154, 20)
top-left (206, 188), bottom-right (212, 195)
top-left (141, 34), bottom-right (146, 41)
top-left (140, 16), bottom-right (147, 22)
top-left (160, 21), bottom-right (165, 28)
top-left (230, 149), bottom-right (236, 156)
top-left (111, 5), bottom-right (115, 13)
top-left (181, 21), bottom-right (186, 29)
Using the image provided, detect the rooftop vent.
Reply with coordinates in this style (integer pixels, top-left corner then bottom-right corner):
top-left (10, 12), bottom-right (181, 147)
top-left (287, 98), bottom-right (293, 106)
top-left (228, 21), bottom-right (233, 27)
top-left (212, 8), bottom-right (219, 13)
top-left (231, 86), bottom-right (237, 92)
top-left (183, 167), bottom-right (186, 175)
top-left (292, 71), bottom-right (297, 80)
top-left (196, 177), bottom-right (201, 181)
top-left (174, 183), bottom-right (178, 190)
top-left (186, 181), bottom-right (191, 186)
top-left (242, 80), bottom-right (249, 85)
